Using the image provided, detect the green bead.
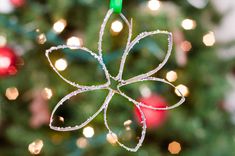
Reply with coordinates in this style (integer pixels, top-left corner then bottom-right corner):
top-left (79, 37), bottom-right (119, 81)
top-left (110, 0), bottom-right (123, 14)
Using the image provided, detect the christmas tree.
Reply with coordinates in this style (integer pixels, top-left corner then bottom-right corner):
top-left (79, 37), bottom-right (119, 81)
top-left (0, 0), bottom-right (234, 155)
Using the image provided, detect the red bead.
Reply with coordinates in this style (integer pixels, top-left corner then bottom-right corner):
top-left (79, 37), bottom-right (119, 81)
top-left (134, 94), bottom-right (168, 129)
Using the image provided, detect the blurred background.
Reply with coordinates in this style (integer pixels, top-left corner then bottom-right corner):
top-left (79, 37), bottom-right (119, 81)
top-left (0, 0), bottom-right (235, 155)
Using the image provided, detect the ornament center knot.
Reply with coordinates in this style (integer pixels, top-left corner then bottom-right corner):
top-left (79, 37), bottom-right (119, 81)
top-left (109, 78), bottom-right (121, 92)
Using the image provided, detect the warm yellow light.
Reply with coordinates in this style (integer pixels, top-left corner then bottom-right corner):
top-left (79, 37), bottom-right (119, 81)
top-left (181, 40), bottom-right (192, 52)
top-left (147, 0), bottom-right (161, 11)
top-left (0, 56), bottom-right (11, 69)
top-left (203, 31), bottom-right (215, 46)
top-left (37, 33), bottom-right (47, 44)
top-left (111, 20), bottom-right (123, 33)
top-left (28, 139), bottom-right (44, 155)
top-left (36, 29), bottom-right (40, 33)
top-left (106, 133), bottom-right (118, 145)
top-left (55, 58), bottom-right (68, 71)
top-left (83, 126), bottom-right (95, 138)
top-left (123, 120), bottom-right (133, 131)
top-left (168, 141), bottom-right (181, 154)
top-left (175, 84), bottom-right (189, 97)
top-left (0, 35), bottom-right (7, 47)
top-left (166, 71), bottom-right (178, 82)
top-left (53, 19), bottom-right (67, 33)
top-left (76, 137), bottom-right (88, 148)
top-left (124, 120), bottom-right (132, 127)
top-left (5, 87), bottom-right (19, 100)
top-left (66, 36), bottom-right (82, 49)
top-left (58, 116), bottom-right (64, 123)
top-left (42, 88), bottom-right (53, 99)
top-left (181, 19), bottom-right (196, 30)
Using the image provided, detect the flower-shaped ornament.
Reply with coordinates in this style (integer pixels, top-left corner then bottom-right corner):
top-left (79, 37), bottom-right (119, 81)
top-left (45, 9), bottom-right (185, 152)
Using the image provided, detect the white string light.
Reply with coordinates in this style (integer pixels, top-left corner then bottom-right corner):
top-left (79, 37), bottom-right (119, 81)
top-left (0, 0), bottom-right (14, 14)
top-left (37, 33), bottom-right (47, 44)
top-left (124, 120), bottom-right (132, 127)
top-left (54, 58), bottom-right (68, 71)
top-left (203, 31), bottom-right (215, 46)
top-left (166, 71), bottom-right (178, 82)
top-left (83, 126), bottom-right (95, 138)
top-left (76, 137), bottom-right (88, 148)
top-left (106, 133), bottom-right (118, 145)
top-left (53, 19), bottom-right (67, 33)
top-left (124, 119), bottom-right (133, 130)
top-left (111, 20), bottom-right (123, 33)
top-left (28, 139), bottom-right (44, 155)
top-left (147, 0), bottom-right (161, 11)
top-left (0, 35), bottom-right (7, 46)
top-left (5, 87), bottom-right (19, 100)
top-left (139, 85), bottom-right (152, 98)
top-left (42, 88), bottom-right (53, 99)
top-left (66, 36), bottom-right (82, 49)
top-left (175, 84), bottom-right (189, 97)
top-left (181, 19), bottom-right (196, 30)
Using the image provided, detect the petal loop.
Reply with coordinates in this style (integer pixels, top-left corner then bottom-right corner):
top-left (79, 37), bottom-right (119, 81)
top-left (98, 9), bottom-right (133, 80)
top-left (45, 45), bottom-right (110, 89)
top-left (118, 30), bottom-right (173, 81)
top-left (118, 77), bottom-right (185, 111)
top-left (104, 91), bottom-right (147, 152)
top-left (49, 88), bottom-right (114, 131)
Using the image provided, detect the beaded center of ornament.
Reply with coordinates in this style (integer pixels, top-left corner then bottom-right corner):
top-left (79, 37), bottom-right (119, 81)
top-left (109, 78), bottom-right (121, 92)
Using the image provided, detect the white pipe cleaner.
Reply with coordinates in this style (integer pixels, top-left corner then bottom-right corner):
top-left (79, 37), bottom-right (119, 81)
top-left (45, 9), bottom-right (185, 152)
